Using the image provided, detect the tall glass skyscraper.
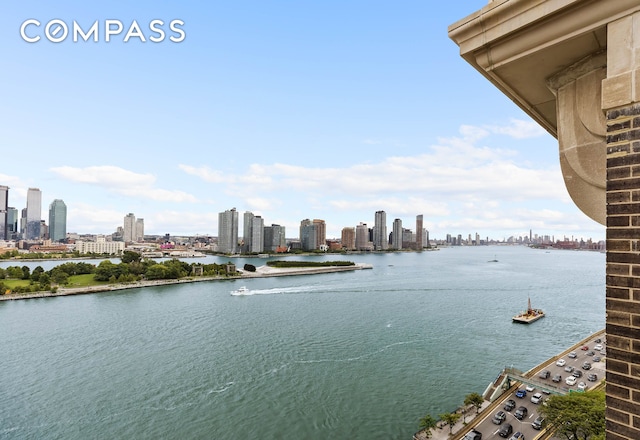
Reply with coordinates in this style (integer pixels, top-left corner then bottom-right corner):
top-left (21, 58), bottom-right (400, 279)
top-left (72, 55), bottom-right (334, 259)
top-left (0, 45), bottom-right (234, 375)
top-left (0, 185), bottom-right (8, 240)
top-left (25, 188), bottom-right (42, 240)
top-left (48, 199), bottom-right (67, 242)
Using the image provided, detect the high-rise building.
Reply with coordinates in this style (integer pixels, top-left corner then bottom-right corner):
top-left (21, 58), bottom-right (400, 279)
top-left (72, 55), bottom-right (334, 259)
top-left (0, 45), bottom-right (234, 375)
top-left (123, 213), bottom-right (136, 242)
top-left (135, 218), bottom-right (144, 242)
top-left (341, 227), bottom-right (355, 250)
top-left (0, 185), bottom-right (8, 240)
top-left (355, 222), bottom-right (370, 251)
top-left (313, 219), bottom-right (326, 249)
top-left (48, 199), bottom-right (67, 242)
top-left (416, 215), bottom-right (423, 250)
top-left (392, 218), bottom-right (402, 250)
top-left (25, 188), bottom-right (42, 240)
top-left (299, 219), bottom-right (316, 251)
top-left (7, 207), bottom-right (18, 239)
top-left (373, 210), bottom-right (387, 250)
top-left (249, 215), bottom-right (264, 253)
top-left (242, 211), bottom-right (256, 253)
top-left (218, 208), bottom-right (239, 254)
top-left (263, 224), bottom-right (286, 252)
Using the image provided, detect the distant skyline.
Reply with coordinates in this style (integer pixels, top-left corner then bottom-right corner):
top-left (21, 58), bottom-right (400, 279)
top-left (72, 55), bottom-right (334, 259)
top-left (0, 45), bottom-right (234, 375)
top-left (0, 1), bottom-right (605, 241)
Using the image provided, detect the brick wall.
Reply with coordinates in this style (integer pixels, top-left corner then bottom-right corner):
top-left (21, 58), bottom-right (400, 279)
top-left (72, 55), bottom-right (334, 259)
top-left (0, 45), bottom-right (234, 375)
top-left (606, 102), bottom-right (640, 440)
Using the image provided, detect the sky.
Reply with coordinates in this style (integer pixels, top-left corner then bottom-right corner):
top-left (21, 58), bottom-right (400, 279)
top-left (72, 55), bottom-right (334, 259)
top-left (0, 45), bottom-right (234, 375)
top-left (0, 1), bottom-right (606, 242)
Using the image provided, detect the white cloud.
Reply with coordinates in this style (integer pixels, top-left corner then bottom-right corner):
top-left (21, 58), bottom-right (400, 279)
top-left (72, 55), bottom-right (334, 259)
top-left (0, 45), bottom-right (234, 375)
top-left (485, 118), bottom-right (547, 139)
top-left (50, 165), bottom-right (198, 203)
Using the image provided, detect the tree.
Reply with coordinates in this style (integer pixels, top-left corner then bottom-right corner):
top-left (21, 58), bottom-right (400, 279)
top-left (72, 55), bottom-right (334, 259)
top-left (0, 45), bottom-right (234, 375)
top-left (464, 392), bottom-right (485, 414)
top-left (418, 414), bottom-right (437, 438)
top-left (539, 390), bottom-right (605, 440)
top-left (31, 266), bottom-right (45, 281)
top-left (121, 250), bottom-right (141, 264)
top-left (438, 412), bottom-right (461, 434)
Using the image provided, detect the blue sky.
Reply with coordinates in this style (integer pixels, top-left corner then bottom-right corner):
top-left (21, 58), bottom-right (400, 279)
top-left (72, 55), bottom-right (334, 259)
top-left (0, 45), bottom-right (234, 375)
top-left (0, 1), bottom-right (605, 241)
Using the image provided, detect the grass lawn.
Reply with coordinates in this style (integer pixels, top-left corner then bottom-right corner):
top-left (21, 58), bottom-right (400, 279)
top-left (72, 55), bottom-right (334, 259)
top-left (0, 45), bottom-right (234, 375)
top-left (66, 274), bottom-right (109, 288)
top-left (2, 274), bottom-right (108, 293)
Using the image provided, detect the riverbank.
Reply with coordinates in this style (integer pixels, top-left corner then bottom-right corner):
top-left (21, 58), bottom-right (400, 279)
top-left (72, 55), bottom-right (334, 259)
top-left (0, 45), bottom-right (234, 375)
top-left (0, 263), bottom-right (373, 301)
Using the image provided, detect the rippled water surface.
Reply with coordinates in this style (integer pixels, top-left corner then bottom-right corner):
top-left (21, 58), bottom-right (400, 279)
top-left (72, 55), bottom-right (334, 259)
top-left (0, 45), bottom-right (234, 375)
top-left (0, 246), bottom-right (605, 439)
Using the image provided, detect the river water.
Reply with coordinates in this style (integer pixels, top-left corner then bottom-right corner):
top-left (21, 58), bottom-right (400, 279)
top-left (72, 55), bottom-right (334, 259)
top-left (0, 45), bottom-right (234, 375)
top-left (0, 246), bottom-right (605, 439)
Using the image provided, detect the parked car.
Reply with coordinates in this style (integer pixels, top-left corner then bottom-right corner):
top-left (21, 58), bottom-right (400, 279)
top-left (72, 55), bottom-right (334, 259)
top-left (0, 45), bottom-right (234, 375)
top-left (556, 359), bottom-right (566, 367)
top-left (594, 343), bottom-right (603, 351)
top-left (593, 356), bottom-right (601, 362)
top-left (515, 389), bottom-right (527, 398)
top-left (582, 362), bottom-right (592, 370)
top-left (525, 384), bottom-right (535, 392)
top-left (504, 399), bottom-right (516, 411)
top-left (552, 374), bottom-right (562, 383)
top-left (581, 345), bottom-right (589, 351)
top-left (530, 392), bottom-right (543, 404)
top-left (498, 423), bottom-right (513, 438)
top-left (586, 350), bottom-right (595, 356)
top-left (538, 370), bottom-right (550, 379)
top-left (493, 411), bottom-right (507, 425)
top-left (587, 373), bottom-right (598, 382)
top-left (572, 369), bottom-right (583, 378)
top-left (578, 381), bottom-right (588, 391)
top-left (564, 365), bottom-right (574, 373)
top-left (514, 406), bottom-right (528, 420)
top-left (566, 376), bottom-right (578, 386)
top-left (568, 351), bottom-right (577, 358)
top-left (509, 433), bottom-right (525, 440)
top-left (532, 416), bottom-right (545, 430)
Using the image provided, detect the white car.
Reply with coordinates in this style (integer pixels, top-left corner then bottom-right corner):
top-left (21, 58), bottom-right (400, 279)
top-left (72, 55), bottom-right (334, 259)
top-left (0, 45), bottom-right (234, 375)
top-left (566, 376), bottom-right (577, 386)
top-left (531, 392), bottom-right (543, 404)
top-left (594, 344), bottom-right (603, 351)
top-left (556, 359), bottom-right (566, 367)
top-left (525, 385), bottom-right (535, 392)
top-left (578, 382), bottom-right (588, 391)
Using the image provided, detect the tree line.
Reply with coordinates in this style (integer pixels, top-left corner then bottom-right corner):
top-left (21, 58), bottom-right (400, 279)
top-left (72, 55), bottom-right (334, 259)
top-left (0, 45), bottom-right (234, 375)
top-left (0, 251), bottom-right (239, 294)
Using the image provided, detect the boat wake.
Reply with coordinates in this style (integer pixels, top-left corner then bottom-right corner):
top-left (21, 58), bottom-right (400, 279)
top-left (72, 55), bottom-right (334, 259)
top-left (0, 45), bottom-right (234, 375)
top-left (231, 286), bottom-right (319, 296)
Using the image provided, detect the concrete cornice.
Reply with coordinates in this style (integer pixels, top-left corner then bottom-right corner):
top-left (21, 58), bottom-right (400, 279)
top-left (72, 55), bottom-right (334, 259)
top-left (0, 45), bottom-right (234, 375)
top-left (448, 0), bottom-right (640, 137)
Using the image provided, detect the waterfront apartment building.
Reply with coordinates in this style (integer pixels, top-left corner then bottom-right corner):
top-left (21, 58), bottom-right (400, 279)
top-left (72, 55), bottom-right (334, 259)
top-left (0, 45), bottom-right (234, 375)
top-left (263, 224), bottom-right (286, 252)
top-left (341, 227), bottom-right (355, 250)
top-left (416, 215), bottom-right (423, 250)
top-left (25, 188), bottom-right (42, 240)
top-left (248, 214), bottom-right (264, 253)
top-left (242, 211), bottom-right (264, 253)
top-left (299, 219), bottom-right (316, 251)
top-left (135, 218), bottom-right (144, 242)
top-left (391, 218), bottom-right (402, 250)
top-left (75, 235), bottom-right (125, 255)
top-left (218, 208), bottom-right (239, 254)
top-left (48, 199), bottom-right (67, 242)
top-left (373, 210), bottom-right (387, 251)
top-left (0, 185), bottom-right (8, 240)
top-left (355, 222), bottom-right (372, 251)
top-left (313, 219), bottom-right (326, 249)
top-left (123, 213), bottom-right (136, 243)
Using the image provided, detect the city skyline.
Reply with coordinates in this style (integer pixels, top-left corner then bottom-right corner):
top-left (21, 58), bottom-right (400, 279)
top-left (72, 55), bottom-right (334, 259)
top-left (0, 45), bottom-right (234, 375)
top-left (0, 1), bottom-right (605, 242)
top-left (0, 182), bottom-right (603, 245)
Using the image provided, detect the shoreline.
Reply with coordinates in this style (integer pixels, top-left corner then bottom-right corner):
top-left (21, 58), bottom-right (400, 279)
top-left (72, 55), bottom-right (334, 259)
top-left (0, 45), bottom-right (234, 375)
top-left (0, 263), bottom-right (372, 301)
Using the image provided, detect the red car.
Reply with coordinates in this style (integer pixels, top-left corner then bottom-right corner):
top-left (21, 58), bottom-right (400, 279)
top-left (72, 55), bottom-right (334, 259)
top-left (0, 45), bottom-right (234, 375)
top-left (581, 345), bottom-right (589, 351)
